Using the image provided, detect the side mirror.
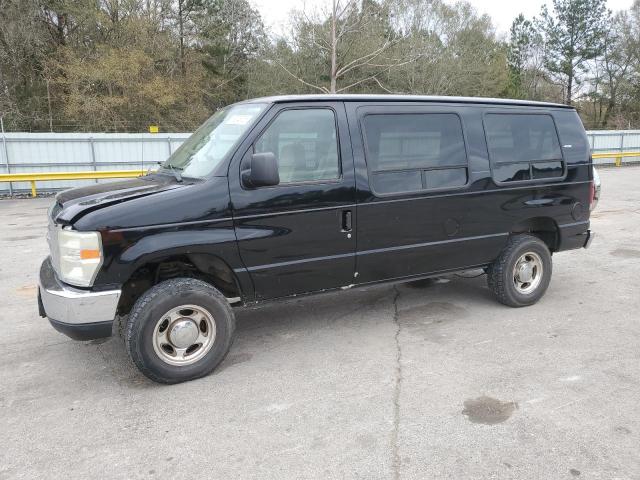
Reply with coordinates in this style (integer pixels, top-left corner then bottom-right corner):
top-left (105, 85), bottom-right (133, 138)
top-left (242, 152), bottom-right (279, 188)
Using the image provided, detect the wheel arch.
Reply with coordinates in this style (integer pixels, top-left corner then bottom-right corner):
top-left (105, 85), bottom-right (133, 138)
top-left (509, 216), bottom-right (560, 252)
top-left (116, 252), bottom-right (244, 316)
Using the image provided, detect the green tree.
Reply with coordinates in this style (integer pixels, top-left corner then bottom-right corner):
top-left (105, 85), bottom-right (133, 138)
top-left (386, 0), bottom-right (509, 97)
top-left (194, 0), bottom-right (266, 104)
top-left (0, 0), bottom-right (50, 130)
top-left (45, 1), bottom-right (211, 131)
top-left (507, 14), bottom-right (544, 98)
top-left (537, 0), bottom-right (609, 105)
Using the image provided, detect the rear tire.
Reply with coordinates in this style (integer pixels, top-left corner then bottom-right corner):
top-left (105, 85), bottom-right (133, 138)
top-left (487, 235), bottom-right (552, 308)
top-left (126, 278), bottom-right (235, 384)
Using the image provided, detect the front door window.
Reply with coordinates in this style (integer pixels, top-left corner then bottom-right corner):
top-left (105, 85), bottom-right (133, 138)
top-left (254, 109), bottom-right (340, 184)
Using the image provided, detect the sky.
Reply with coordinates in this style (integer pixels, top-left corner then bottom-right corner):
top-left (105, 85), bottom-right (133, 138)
top-left (250, 0), bottom-right (635, 37)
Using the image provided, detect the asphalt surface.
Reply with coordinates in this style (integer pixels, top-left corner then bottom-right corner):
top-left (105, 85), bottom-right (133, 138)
top-left (1, 167), bottom-right (639, 479)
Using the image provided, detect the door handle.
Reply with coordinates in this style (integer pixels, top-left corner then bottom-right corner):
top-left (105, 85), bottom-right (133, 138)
top-left (341, 210), bottom-right (352, 232)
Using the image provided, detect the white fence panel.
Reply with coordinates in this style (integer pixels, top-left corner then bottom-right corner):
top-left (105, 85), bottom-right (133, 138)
top-left (1, 132), bottom-right (190, 194)
top-left (586, 130), bottom-right (640, 166)
top-left (3, 130), bottom-right (640, 194)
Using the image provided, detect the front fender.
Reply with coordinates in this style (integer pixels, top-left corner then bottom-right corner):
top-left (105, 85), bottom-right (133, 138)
top-left (95, 222), bottom-right (254, 300)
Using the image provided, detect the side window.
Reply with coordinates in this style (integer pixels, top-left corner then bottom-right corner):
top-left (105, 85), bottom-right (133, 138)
top-left (553, 110), bottom-right (590, 164)
top-left (254, 108), bottom-right (340, 184)
top-left (484, 113), bottom-right (564, 182)
top-left (361, 113), bottom-right (468, 195)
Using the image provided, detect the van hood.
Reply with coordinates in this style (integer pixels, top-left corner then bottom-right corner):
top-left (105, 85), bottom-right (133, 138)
top-left (52, 174), bottom-right (184, 224)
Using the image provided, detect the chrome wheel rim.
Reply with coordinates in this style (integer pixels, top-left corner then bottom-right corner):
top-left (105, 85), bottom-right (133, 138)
top-left (152, 304), bottom-right (216, 366)
top-left (513, 252), bottom-right (543, 295)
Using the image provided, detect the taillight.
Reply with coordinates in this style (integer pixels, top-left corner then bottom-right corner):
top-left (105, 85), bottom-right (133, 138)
top-left (589, 180), bottom-right (595, 208)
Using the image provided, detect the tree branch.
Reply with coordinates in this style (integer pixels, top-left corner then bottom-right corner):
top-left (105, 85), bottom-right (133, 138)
top-left (336, 73), bottom-right (381, 92)
top-left (276, 61), bottom-right (330, 93)
top-left (335, 41), bottom-right (392, 77)
top-left (372, 76), bottom-right (397, 93)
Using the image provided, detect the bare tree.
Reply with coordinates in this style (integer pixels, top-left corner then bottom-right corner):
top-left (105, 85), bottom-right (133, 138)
top-left (276, 0), bottom-right (419, 94)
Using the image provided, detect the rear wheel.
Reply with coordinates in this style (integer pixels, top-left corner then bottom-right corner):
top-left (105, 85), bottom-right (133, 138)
top-left (487, 235), bottom-right (552, 307)
top-left (125, 278), bottom-right (235, 384)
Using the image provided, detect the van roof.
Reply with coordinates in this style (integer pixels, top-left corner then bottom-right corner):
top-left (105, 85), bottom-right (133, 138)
top-left (244, 94), bottom-right (573, 109)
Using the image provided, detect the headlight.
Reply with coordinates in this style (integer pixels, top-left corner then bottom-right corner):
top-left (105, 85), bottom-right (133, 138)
top-left (57, 228), bottom-right (103, 287)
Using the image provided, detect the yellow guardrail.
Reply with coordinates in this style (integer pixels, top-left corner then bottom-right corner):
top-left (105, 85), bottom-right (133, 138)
top-left (591, 151), bottom-right (640, 166)
top-left (0, 170), bottom-right (147, 197)
top-left (1, 151), bottom-right (639, 198)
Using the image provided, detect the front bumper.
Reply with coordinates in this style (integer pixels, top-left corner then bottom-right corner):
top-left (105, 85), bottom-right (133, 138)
top-left (38, 257), bottom-right (120, 340)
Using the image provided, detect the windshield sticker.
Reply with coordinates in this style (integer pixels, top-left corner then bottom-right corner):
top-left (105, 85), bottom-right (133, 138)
top-left (225, 114), bottom-right (254, 126)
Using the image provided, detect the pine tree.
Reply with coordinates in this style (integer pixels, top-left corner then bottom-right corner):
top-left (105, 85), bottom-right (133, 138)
top-left (537, 0), bottom-right (610, 105)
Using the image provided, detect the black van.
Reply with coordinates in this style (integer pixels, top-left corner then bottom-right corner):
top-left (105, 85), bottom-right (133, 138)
top-left (38, 95), bottom-right (595, 383)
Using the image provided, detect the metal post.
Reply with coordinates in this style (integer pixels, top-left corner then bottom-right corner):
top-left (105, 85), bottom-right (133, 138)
top-left (89, 137), bottom-right (98, 183)
top-left (1, 116), bottom-right (12, 196)
top-left (166, 136), bottom-right (172, 157)
top-left (618, 132), bottom-right (625, 167)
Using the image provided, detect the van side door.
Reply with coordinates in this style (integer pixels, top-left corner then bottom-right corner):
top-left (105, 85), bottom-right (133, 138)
top-left (228, 102), bottom-right (357, 300)
top-left (347, 103), bottom-right (505, 283)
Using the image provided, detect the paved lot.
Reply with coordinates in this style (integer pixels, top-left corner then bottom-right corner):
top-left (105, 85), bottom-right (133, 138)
top-left (1, 167), bottom-right (639, 480)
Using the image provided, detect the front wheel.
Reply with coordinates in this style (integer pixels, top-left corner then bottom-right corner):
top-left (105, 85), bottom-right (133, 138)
top-left (126, 278), bottom-right (235, 384)
top-left (487, 235), bottom-right (552, 308)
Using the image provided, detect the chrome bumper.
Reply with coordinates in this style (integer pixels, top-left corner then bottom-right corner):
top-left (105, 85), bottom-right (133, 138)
top-left (39, 257), bottom-right (120, 339)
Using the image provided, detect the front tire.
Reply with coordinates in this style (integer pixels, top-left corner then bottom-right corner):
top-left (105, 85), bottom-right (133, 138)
top-left (125, 278), bottom-right (235, 384)
top-left (487, 235), bottom-right (552, 308)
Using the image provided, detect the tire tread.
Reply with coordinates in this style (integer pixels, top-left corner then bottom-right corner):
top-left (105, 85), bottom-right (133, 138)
top-left (125, 277), bottom-right (235, 384)
top-left (487, 234), bottom-right (551, 308)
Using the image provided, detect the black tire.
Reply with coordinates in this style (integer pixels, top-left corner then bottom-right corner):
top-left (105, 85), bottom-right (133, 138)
top-left (125, 278), bottom-right (235, 384)
top-left (487, 234), bottom-right (552, 308)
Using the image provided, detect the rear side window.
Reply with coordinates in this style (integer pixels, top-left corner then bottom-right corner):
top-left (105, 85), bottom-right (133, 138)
top-left (484, 113), bottom-right (564, 182)
top-left (362, 113), bottom-right (467, 195)
top-left (553, 110), bottom-right (590, 164)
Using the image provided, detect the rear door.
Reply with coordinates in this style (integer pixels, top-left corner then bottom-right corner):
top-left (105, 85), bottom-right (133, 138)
top-left (229, 102), bottom-right (357, 300)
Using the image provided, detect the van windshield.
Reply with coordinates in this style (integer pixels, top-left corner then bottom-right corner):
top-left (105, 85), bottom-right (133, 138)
top-left (162, 103), bottom-right (267, 178)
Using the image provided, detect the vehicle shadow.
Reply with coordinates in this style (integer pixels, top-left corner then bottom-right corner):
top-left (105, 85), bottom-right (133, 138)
top-left (91, 274), bottom-right (493, 387)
